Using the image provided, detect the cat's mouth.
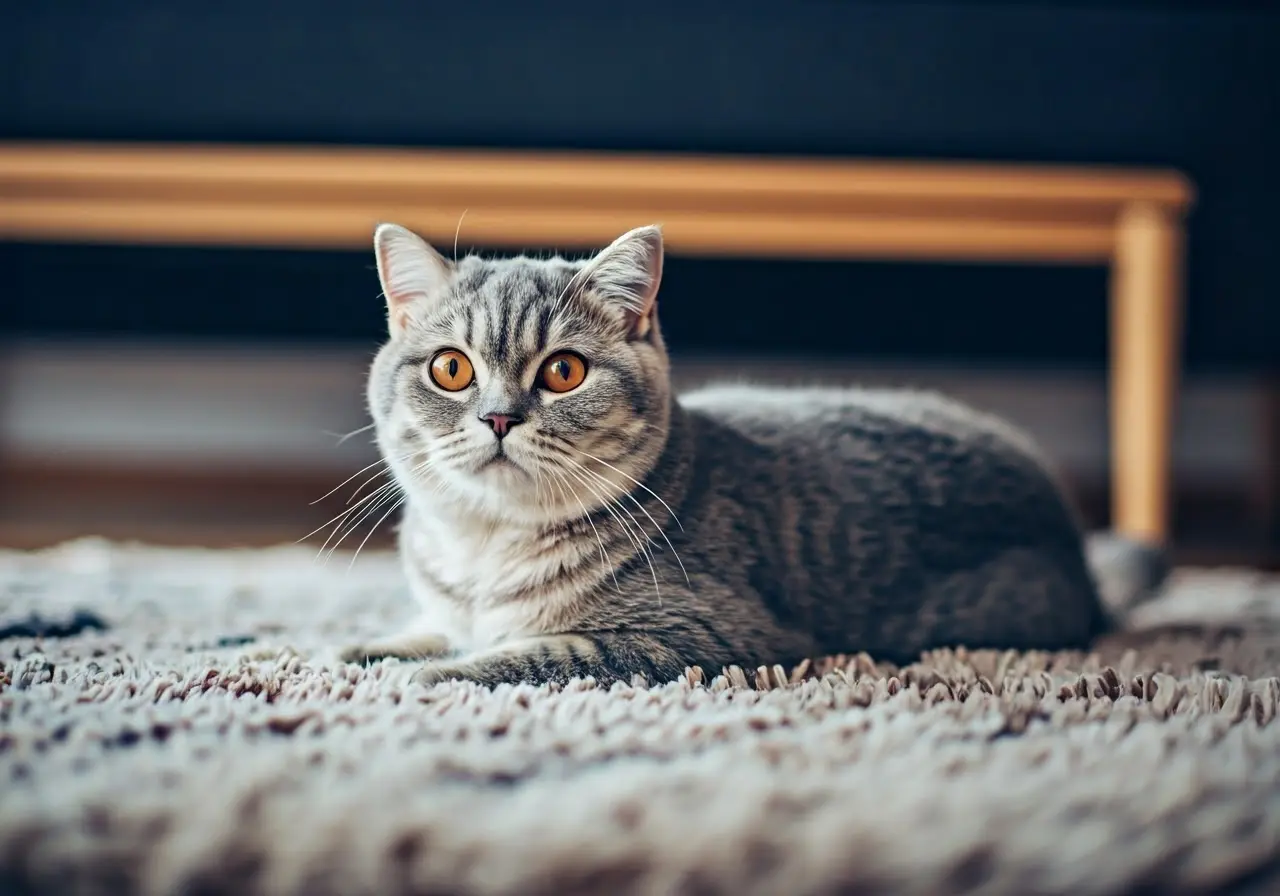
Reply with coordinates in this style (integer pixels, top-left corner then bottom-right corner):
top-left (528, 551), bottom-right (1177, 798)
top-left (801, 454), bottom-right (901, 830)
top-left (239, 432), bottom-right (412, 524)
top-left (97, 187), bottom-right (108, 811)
top-left (474, 446), bottom-right (525, 475)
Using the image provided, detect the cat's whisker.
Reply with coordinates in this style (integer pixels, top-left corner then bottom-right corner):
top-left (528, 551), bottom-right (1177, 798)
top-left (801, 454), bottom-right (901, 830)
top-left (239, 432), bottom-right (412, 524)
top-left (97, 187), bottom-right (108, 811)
top-left (346, 467), bottom-right (397, 506)
top-left (573, 448), bottom-right (686, 532)
top-left (308, 454), bottom-right (394, 506)
top-left (560, 464), bottom-right (663, 606)
top-left (317, 481), bottom-right (403, 565)
top-left (546, 467), bottom-right (622, 594)
top-left (452, 209), bottom-right (469, 263)
top-left (303, 449), bottom-right (419, 543)
top-left (345, 445), bottom-right (441, 504)
top-left (323, 451), bottom-right (441, 566)
top-left (549, 261), bottom-right (588, 317)
top-left (564, 459), bottom-right (657, 549)
top-left (551, 447), bottom-right (669, 600)
top-left (530, 458), bottom-right (547, 509)
top-left (300, 476), bottom-right (402, 549)
top-left (566, 457), bottom-right (691, 588)
top-left (345, 454), bottom-right (418, 507)
top-left (325, 422), bottom-right (377, 447)
top-left (346, 494), bottom-right (407, 573)
top-left (318, 453), bottom-right (432, 563)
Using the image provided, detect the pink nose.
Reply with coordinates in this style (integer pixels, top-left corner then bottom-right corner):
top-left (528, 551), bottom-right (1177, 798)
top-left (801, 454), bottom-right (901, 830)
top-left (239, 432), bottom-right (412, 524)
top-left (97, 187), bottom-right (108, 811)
top-left (480, 413), bottom-right (523, 438)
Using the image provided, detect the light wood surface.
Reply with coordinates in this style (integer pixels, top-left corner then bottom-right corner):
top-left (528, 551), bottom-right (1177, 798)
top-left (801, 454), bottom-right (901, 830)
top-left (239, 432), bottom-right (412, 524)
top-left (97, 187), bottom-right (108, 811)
top-left (0, 142), bottom-right (1191, 262)
top-left (0, 142), bottom-right (1194, 204)
top-left (1110, 204), bottom-right (1185, 542)
top-left (0, 141), bottom-right (1195, 542)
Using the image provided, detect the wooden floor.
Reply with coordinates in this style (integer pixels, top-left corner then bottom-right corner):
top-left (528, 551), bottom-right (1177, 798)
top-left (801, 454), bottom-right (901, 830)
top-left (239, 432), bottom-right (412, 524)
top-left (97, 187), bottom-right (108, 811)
top-left (0, 463), bottom-right (398, 553)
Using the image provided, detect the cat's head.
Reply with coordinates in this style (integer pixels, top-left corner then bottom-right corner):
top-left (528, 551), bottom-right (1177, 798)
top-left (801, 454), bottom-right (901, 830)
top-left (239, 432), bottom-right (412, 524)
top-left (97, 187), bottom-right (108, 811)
top-left (367, 223), bottom-right (672, 525)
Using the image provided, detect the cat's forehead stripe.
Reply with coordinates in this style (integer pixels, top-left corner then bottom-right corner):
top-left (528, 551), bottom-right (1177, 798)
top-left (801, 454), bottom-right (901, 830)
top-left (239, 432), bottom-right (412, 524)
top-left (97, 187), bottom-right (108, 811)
top-left (443, 262), bottom-right (567, 366)
top-left (511, 295), bottom-right (535, 353)
top-left (397, 255), bottom-right (626, 377)
top-left (536, 304), bottom-right (554, 351)
top-left (490, 289), bottom-right (510, 363)
top-left (462, 304), bottom-right (475, 347)
top-left (458, 265), bottom-right (493, 293)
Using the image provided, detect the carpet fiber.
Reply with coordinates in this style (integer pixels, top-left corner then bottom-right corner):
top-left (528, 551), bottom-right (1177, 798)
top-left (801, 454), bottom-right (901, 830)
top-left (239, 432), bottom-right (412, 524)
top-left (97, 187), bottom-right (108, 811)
top-left (3, 539), bottom-right (1280, 895)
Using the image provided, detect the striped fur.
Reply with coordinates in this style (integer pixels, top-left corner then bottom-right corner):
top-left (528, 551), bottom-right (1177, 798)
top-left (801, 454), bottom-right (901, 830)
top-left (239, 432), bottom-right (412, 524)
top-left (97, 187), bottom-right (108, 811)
top-left (341, 224), bottom-right (1168, 687)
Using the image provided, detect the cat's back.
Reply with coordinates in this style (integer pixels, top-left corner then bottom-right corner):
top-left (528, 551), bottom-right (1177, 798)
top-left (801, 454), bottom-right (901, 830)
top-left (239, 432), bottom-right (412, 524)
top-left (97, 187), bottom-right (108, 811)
top-left (674, 383), bottom-right (1100, 658)
top-left (678, 383), bottom-right (1046, 467)
top-left (676, 382), bottom-right (1078, 548)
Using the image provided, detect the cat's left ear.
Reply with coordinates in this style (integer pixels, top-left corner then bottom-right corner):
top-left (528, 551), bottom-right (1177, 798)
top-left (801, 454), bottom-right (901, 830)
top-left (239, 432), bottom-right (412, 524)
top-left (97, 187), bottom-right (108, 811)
top-left (579, 225), bottom-right (664, 339)
top-left (373, 223), bottom-right (453, 336)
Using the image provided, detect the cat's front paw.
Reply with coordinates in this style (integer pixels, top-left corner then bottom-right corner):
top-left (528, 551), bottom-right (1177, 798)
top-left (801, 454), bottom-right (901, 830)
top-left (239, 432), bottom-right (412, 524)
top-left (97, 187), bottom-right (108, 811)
top-left (409, 663), bottom-right (457, 688)
top-left (338, 632), bottom-right (452, 665)
top-left (409, 658), bottom-right (525, 689)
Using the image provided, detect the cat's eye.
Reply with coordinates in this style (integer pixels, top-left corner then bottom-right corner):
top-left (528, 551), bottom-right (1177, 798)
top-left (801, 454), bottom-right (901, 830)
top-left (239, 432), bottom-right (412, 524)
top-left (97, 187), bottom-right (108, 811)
top-left (540, 352), bottom-right (588, 393)
top-left (428, 349), bottom-right (475, 392)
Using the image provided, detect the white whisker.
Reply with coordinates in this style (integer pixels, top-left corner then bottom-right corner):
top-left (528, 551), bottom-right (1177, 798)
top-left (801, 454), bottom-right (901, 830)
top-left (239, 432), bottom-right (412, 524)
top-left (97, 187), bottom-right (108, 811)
top-left (308, 453), bottom-right (395, 506)
top-left (560, 463), bottom-right (662, 606)
top-left (547, 467), bottom-right (621, 594)
top-left (323, 451), bottom-right (440, 566)
top-left (324, 422), bottom-right (377, 447)
top-left (452, 209), bottom-right (469, 263)
top-left (317, 480), bottom-right (402, 564)
top-left (299, 476), bottom-right (399, 548)
top-left (550, 260), bottom-right (589, 317)
top-left (573, 448), bottom-right (686, 532)
top-left (345, 467), bottom-right (396, 506)
top-left (303, 450), bottom-right (425, 561)
top-left (347, 494), bottom-right (406, 573)
top-left (567, 457), bottom-right (691, 588)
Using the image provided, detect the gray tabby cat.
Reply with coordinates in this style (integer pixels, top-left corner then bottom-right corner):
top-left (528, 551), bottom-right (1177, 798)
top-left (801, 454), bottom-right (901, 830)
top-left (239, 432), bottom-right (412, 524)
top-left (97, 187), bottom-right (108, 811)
top-left (340, 222), bottom-right (1167, 687)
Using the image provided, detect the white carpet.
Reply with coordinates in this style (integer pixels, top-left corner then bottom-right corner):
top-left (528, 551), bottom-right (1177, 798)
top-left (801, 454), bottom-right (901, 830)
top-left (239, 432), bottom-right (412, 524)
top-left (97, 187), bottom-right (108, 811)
top-left (2, 539), bottom-right (1280, 895)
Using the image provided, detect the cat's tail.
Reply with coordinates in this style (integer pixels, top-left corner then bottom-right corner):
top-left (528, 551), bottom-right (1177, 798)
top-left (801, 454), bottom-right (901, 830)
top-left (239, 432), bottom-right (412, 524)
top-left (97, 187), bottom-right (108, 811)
top-left (1084, 531), bottom-right (1171, 627)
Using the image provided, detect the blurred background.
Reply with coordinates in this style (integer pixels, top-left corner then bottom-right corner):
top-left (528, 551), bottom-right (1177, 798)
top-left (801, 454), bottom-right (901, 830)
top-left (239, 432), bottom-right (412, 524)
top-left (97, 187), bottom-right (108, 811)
top-left (1, 0), bottom-right (1277, 565)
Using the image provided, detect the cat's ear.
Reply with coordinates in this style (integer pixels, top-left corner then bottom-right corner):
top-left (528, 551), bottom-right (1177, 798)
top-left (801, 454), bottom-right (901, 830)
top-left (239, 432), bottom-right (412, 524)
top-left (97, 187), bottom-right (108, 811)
top-left (579, 225), bottom-right (664, 339)
top-left (373, 223), bottom-right (453, 336)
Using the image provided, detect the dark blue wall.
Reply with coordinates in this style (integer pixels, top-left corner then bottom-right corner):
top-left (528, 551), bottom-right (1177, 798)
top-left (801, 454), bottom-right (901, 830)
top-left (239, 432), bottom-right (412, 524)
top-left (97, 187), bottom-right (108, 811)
top-left (3, 1), bottom-right (1277, 369)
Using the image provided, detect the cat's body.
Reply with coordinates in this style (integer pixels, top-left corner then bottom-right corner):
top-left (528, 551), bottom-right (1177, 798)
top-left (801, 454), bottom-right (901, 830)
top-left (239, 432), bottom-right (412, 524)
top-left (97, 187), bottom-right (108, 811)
top-left (341, 223), bottom-right (1165, 687)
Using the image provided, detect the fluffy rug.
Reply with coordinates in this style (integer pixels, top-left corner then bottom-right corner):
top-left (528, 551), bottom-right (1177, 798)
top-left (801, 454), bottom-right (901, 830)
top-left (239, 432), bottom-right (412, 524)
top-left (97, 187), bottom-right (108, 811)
top-left (2, 539), bottom-right (1280, 896)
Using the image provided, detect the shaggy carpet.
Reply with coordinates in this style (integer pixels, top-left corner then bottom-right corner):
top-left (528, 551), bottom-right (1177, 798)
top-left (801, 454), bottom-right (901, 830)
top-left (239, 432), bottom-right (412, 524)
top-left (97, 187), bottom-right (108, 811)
top-left (2, 539), bottom-right (1280, 896)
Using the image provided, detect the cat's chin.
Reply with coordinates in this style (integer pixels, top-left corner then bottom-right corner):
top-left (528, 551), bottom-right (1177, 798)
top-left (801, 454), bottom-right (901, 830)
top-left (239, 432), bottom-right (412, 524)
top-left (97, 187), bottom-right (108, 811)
top-left (427, 463), bottom-right (571, 526)
top-left (475, 456), bottom-right (530, 485)
top-left (470, 449), bottom-right (531, 481)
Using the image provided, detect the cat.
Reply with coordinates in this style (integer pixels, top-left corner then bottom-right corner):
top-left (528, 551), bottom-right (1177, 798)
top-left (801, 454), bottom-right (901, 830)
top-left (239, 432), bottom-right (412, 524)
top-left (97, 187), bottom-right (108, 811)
top-left (339, 222), bottom-right (1168, 687)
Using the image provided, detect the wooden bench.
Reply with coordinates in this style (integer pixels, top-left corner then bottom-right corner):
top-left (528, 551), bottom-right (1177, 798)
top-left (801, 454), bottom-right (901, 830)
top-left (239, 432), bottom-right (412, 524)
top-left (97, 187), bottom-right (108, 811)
top-left (0, 142), bottom-right (1194, 543)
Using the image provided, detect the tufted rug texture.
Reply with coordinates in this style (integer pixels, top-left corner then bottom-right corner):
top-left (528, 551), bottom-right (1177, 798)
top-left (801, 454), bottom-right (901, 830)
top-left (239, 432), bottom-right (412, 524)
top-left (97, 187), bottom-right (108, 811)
top-left (2, 539), bottom-right (1280, 895)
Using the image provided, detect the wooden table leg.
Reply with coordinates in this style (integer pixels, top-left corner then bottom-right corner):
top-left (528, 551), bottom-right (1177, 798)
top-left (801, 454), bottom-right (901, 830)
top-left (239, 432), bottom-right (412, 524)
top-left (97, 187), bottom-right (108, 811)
top-left (1109, 202), bottom-right (1185, 545)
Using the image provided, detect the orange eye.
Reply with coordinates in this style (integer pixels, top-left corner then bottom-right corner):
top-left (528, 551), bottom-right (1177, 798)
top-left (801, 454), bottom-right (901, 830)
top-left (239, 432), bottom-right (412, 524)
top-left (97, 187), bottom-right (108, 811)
top-left (540, 352), bottom-right (587, 393)
top-left (428, 350), bottom-right (474, 392)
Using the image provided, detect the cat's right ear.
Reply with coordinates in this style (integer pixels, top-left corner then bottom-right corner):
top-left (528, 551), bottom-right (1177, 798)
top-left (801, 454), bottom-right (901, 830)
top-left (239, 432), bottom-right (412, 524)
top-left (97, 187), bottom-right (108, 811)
top-left (373, 223), bottom-right (453, 336)
top-left (578, 224), bottom-right (664, 340)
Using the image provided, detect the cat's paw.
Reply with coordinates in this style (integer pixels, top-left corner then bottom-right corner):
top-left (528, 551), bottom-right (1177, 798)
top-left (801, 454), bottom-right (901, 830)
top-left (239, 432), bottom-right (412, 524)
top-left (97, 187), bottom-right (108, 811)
top-left (408, 655), bottom-right (551, 688)
top-left (336, 643), bottom-right (382, 665)
top-left (409, 663), bottom-right (456, 687)
top-left (409, 658), bottom-right (513, 688)
top-left (338, 632), bottom-right (452, 665)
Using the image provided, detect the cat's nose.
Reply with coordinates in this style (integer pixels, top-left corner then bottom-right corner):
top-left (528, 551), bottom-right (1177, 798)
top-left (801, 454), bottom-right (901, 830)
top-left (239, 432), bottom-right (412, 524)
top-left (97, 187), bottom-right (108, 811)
top-left (480, 412), bottom-right (524, 439)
